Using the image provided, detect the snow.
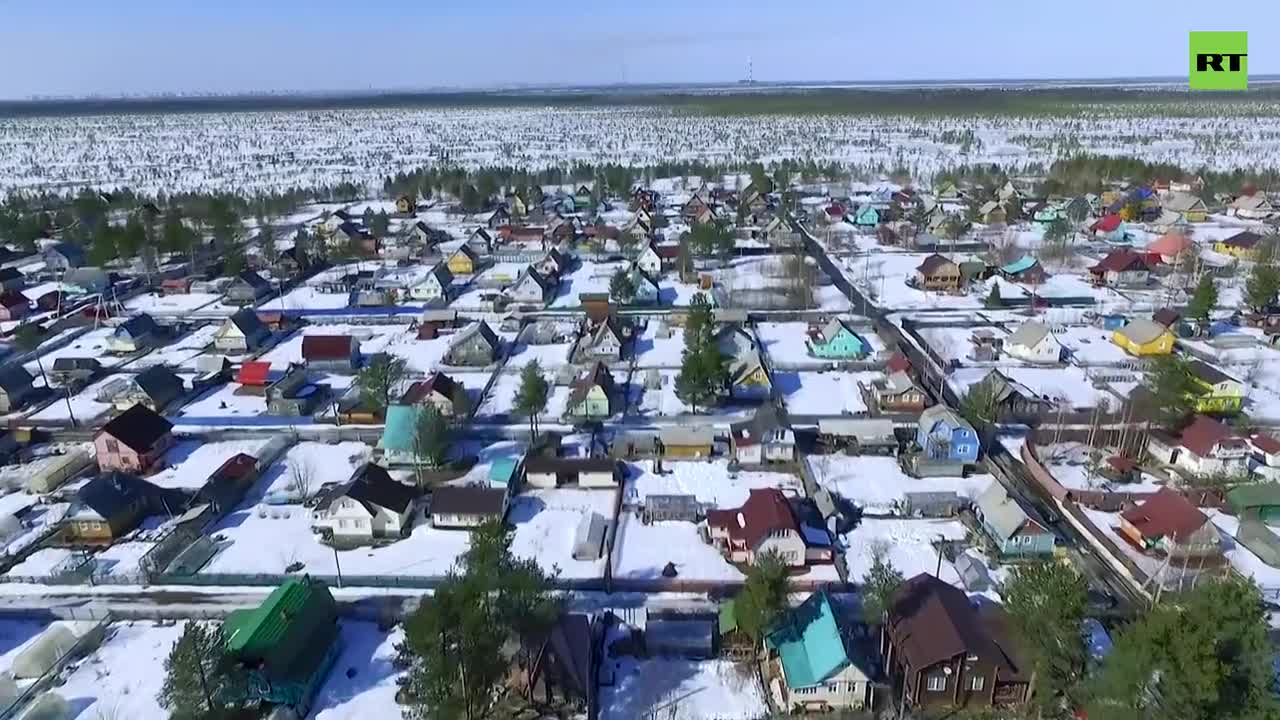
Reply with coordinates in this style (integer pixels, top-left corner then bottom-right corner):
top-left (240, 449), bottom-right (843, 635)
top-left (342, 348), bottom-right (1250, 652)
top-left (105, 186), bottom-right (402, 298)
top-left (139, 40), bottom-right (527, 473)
top-left (146, 439), bottom-right (268, 490)
top-left (633, 322), bottom-right (685, 369)
top-left (509, 489), bottom-right (616, 579)
top-left (123, 291), bottom-right (222, 316)
top-left (310, 622), bottom-right (405, 720)
top-left (258, 324), bottom-right (410, 370)
top-left (5, 547), bottom-right (74, 579)
top-left (127, 323), bottom-right (222, 370)
top-left (177, 381), bottom-right (270, 419)
top-left (1038, 443), bottom-right (1166, 493)
top-left (950, 365), bottom-right (1115, 411)
top-left (601, 657), bottom-right (768, 720)
top-left (774, 370), bottom-right (879, 416)
top-left (25, 328), bottom-right (128, 375)
top-left (806, 455), bottom-right (995, 514)
top-left (56, 621), bottom-right (185, 720)
top-left (841, 518), bottom-right (969, 588)
top-left (274, 285), bottom-right (352, 311)
top-left (622, 460), bottom-right (802, 509)
top-left (27, 374), bottom-right (120, 424)
top-left (611, 515), bottom-right (742, 582)
top-left (1206, 511), bottom-right (1280, 593)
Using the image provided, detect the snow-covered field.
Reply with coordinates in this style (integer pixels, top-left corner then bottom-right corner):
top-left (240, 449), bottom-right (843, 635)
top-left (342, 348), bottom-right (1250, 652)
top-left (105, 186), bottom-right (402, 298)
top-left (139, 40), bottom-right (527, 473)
top-left (774, 370), bottom-right (879, 416)
top-left (622, 460), bottom-right (802, 509)
top-left (509, 489), bottom-right (616, 579)
top-left (55, 621), bottom-right (185, 720)
top-left (310, 622), bottom-right (405, 720)
top-left (147, 439), bottom-right (268, 490)
top-left (601, 655), bottom-right (768, 720)
top-left (806, 455), bottom-right (994, 514)
top-left (842, 518), bottom-right (970, 588)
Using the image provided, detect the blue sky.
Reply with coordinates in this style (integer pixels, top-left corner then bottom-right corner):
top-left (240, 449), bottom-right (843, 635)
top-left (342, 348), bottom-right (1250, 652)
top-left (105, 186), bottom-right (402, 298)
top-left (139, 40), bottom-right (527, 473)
top-left (0, 0), bottom-right (1274, 98)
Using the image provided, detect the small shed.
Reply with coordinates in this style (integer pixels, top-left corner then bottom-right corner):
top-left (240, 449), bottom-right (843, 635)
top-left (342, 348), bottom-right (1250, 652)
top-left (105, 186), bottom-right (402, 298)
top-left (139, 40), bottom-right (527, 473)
top-left (25, 451), bottom-right (94, 494)
top-left (488, 458), bottom-right (519, 488)
top-left (1235, 519), bottom-right (1280, 568)
top-left (645, 618), bottom-right (715, 659)
top-left (901, 491), bottom-right (962, 518)
top-left (572, 512), bottom-right (608, 561)
top-left (642, 494), bottom-right (701, 524)
top-left (12, 624), bottom-right (79, 679)
top-left (817, 418), bottom-right (898, 452)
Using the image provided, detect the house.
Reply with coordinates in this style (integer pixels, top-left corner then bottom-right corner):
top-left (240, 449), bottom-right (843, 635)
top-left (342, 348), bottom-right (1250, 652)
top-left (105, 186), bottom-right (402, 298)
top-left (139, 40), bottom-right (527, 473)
top-left (0, 291), bottom-right (28, 322)
top-left (408, 263), bottom-right (454, 302)
top-left (195, 453), bottom-right (260, 515)
top-left (407, 221), bottom-right (448, 248)
top-left (64, 472), bottom-right (184, 544)
top-left (1214, 230), bottom-right (1265, 260)
top-left (717, 326), bottom-right (771, 398)
top-left (881, 574), bottom-right (1031, 710)
top-left (1162, 191), bottom-right (1208, 222)
top-left (506, 266), bottom-right (556, 305)
top-left (1148, 233), bottom-right (1192, 264)
top-left (1089, 249), bottom-right (1151, 287)
top-left (764, 592), bottom-right (872, 713)
top-left (312, 463), bottom-right (418, 543)
top-left (521, 613), bottom-right (600, 712)
top-left (446, 244), bottom-right (481, 275)
top-left (395, 194), bottom-right (417, 214)
top-left (564, 362), bottom-right (619, 420)
top-left (870, 371), bottom-right (929, 413)
top-left (1228, 483), bottom-right (1280, 524)
top-left (977, 200), bottom-right (1006, 225)
top-left (916, 405), bottom-right (979, 464)
top-left (377, 405), bottom-right (426, 465)
top-left (1250, 433), bottom-right (1280, 469)
top-left (94, 403), bottom-right (174, 473)
top-left (624, 265), bottom-right (661, 305)
top-left (106, 313), bottom-right (159, 354)
top-left (112, 365), bottom-right (184, 413)
top-left (49, 357), bottom-right (100, 390)
top-left (578, 316), bottom-right (626, 363)
top-left (998, 256), bottom-right (1047, 284)
top-left (0, 267), bottom-right (26, 293)
top-left (729, 403), bottom-right (796, 464)
top-left (658, 427), bottom-right (714, 459)
top-left (234, 361), bottom-right (275, 390)
top-left (225, 271), bottom-right (272, 305)
top-left (43, 242), bottom-right (84, 272)
top-left (0, 366), bottom-right (35, 414)
top-left (633, 242), bottom-right (663, 276)
top-left (466, 227), bottom-right (495, 254)
top-left (975, 370), bottom-right (1055, 425)
top-left (1118, 487), bottom-right (1222, 559)
top-left (1229, 193), bottom-right (1276, 220)
top-left (1031, 204), bottom-right (1062, 223)
top-left (430, 485), bottom-right (508, 528)
top-left (853, 204), bottom-right (880, 227)
top-left (1003, 322), bottom-right (1065, 363)
top-left (806, 318), bottom-right (867, 360)
top-left (1147, 414), bottom-right (1249, 477)
top-left (416, 308), bottom-right (459, 340)
top-left (914, 254), bottom-right (962, 292)
top-left (1187, 360), bottom-right (1245, 414)
top-left (222, 577), bottom-right (341, 714)
top-left (536, 247), bottom-right (573, 278)
top-left (706, 488), bottom-right (830, 567)
top-left (445, 321), bottom-right (499, 366)
top-left (524, 457), bottom-right (620, 489)
top-left (301, 335), bottom-right (360, 371)
top-left (402, 372), bottom-right (466, 417)
top-left (266, 364), bottom-right (322, 416)
top-left (214, 309), bottom-right (271, 353)
top-left (973, 482), bottom-right (1055, 557)
top-left (1112, 318), bottom-right (1174, 356)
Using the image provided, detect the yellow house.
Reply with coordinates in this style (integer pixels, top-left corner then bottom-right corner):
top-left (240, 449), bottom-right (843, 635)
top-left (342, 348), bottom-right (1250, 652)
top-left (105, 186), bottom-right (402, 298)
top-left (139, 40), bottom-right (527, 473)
top-left (1188, 360), bottom-right (1245, 414)
top-left (1162, 191), bottom-right (1208, 223)
top-left (446, 245), bottom-right (479, 275)
top-left (1112, 318), bottom-right (1175, 356)
top-left (395, 195), bottom-right (417, 214)
top-left (1213, 230), bottom-right (1263, 260)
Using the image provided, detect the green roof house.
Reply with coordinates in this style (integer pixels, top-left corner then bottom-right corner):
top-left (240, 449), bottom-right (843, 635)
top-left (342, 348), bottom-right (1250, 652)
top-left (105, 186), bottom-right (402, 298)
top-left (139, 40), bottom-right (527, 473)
top-left (764, 592), bottom-right (872, 713)
top-left (1228, 483), bottom-right (1280, 524)
top-left (377, 404), bottom-right (422, 465)
top-left (222, 577), bottom-right (341, 713)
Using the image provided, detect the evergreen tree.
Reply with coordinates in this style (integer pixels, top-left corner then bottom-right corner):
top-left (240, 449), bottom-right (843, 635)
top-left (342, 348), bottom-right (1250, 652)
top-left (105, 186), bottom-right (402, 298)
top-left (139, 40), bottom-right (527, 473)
top-left (119, 215), bottom-right (147, 259)
top-left (675, 293), bottom-right (727, 413)
top-left (1186, 274), bottom-right (1218, 323)
top-left (371, 210), bottom-right (391, 237)
top-left (356, 353), bottom-right (408, 416)
top-left (413, 404), bottom-right (450, 470)
top-left (1003, 560), bottom-right (1088, 714)
top-left (734, 551), bottom-right (789, 648)
top-left (1245, 262), bottom-right (1280, 312)
top-left (859, 543), bottom-right (905, 626)
top-left (513, 360), bottom-right (549, 440)
top-left (1148, 355), bottom-right (1202, 427)
top-left (609, 269), bottom-right (636, 303)
top-left (158, 621), bottom-right (246, 720)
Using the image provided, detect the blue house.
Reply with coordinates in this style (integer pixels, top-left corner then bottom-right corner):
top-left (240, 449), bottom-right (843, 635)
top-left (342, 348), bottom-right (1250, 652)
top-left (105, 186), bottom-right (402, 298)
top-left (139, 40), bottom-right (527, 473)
top-left (974, 481), bottom-right (1055, 557)
top-left (852, 205), bottom-right (880, 227)
top-left (764, 592), bottom-right (873, 711)
top-left (916, 405), bottom-right (979, 463)
top-left (807, 318), bottom-right (867, 359)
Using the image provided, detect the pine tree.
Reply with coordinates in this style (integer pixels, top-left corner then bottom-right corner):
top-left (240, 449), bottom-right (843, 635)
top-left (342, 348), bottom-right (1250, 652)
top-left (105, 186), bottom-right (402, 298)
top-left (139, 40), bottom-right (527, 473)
top-left (513, 360), bottom-right (549, 440)
top-left (734, 551), bottom-right (788, 648)
top-left (609, 269), bottom-right (636, 303)
top-left (1003, 560), bottom-right (1088, 713)
top-left (1186, 274), bottom-right (1218, 323)
top-left (859, 543), bottom-right (905, 625)
top-left (675, 293), bottom-right (727, 413)
top-left (413, 404), bottom-right (449, 469)
top-left (158, 621), bottom-right (246, 720)
top-left (356, 353), bottom-right (408, 417)
top-left (1148, 355), bottom-right (1201, 427)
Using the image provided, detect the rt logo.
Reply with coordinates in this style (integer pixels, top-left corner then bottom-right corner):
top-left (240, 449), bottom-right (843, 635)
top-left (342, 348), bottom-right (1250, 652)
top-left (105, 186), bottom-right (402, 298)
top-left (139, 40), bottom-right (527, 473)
top-left (1190, 31), bottom-right (1248, 90)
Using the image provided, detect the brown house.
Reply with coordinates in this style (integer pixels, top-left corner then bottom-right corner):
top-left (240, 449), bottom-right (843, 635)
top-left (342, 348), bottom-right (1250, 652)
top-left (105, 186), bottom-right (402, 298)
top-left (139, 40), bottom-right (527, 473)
top-left (881, 574), bottom-right (1031, 711)
top-left (64, 472), bottom-right (184, 545)
top-left (914, 254), bottom-right (962, 292)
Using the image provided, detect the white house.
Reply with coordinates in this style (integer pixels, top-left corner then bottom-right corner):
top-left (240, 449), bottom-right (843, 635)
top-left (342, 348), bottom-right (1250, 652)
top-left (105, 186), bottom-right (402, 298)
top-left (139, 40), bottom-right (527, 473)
top-left (408, 264), bottom-right (454, 303)
top-left (706, 489), bottom-right (825, 568)
top-left (105, 314), bottom-right (159, 354)
top-left (430, 485), bottom-right (509, 528)
top-left (634, 243), bottom-right (663, 276)
top-left (311, 463), bottom-right (418, 543)
top-left (1003, 322), bottom-right (1065, 364)
top-left (506, 267), bottom-right (556, 305)
top-left (213, 309), bottom-right (270, 353)
top-left (1230, 193), bottom-right (1276, 220)
top-left (730, 404), bottom-right (796, 464)
top-left (1147, 415), bottom-right (1250, 477)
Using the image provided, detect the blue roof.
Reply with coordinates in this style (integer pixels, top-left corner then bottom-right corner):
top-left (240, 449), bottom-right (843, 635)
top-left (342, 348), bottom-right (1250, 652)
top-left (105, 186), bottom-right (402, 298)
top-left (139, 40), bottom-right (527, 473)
top-left (377, 405), bottom-right (420, 453)
top-left (488, 458), bottom-right (518, 486)
top-left (1001, 255), bottom-right (1038, 275)
top-left (764, 592), bottom-right (850, 688)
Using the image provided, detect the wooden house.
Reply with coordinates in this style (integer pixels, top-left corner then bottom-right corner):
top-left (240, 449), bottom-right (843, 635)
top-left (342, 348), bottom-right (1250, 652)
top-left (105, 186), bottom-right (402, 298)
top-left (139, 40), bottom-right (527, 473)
top-left (706, 489), bottom-right (831, 567)
top-left (564, 362), bottom-right (619, 420)
top-left (913, 254), bottom-right (962, 292)
top-left (225, 271), bottom-right (272, 305)
top-left (1118, 487), bottom-right (1222, 560)
top-left (94, 404), bottom-right (174, 473)
top-left (445, 321), bottom-right (499, 366)
top-left (973, 481), bottom-right (1054, 557)
top-left (765, 592), bottom-right (873, 713)
top-left (1112, 319), bottom-right (1174, 356)
top-left (64, 472), bottom-right (183, 545)
top-left (401, 372), bottom-right (466, 417)
top-left (658, 427), bottom-right (714, 459)
top-left (301, 335), bottom-right (360, 371)
top-left (0, 366), bottom-right (35, 414)
top-left (446, 244), bottom-right (480, 275)
top-left (214, 309), bottom-right (271, 353)
top-left (430, 485), bottom-right (508, 528)
top-left (408, 264), bottom-right (454, 302)
top-left (111, 365), bottom-right (185, 413)
top-left (312, 463), bottom-right (418, 542)
top-left (106, 313), bottom-right (159, 354)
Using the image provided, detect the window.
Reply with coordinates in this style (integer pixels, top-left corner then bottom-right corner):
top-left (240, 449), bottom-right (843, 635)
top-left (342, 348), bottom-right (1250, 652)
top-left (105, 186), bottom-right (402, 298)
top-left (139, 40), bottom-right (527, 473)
top-left (969, 675), bottom-right (985, 691)
top-left (926, 674), bottom-right (946, 692)
top-left (105, 439), bottom-right (119, 453)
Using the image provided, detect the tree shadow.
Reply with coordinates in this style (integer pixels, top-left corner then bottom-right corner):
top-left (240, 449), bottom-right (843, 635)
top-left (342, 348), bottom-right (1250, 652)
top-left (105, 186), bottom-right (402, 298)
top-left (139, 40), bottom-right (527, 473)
top-left (306, 621), bottom-right (397, 716)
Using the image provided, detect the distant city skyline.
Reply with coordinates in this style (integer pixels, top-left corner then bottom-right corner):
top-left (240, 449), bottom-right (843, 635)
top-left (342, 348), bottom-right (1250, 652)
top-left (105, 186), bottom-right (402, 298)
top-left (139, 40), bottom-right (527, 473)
top-left (0, 0), bottom-right (1273, 99)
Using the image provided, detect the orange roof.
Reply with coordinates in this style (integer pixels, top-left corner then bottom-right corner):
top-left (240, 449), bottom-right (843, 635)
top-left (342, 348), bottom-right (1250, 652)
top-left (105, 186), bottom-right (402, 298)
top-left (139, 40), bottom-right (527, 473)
top-left (1148, 233), bottom-right (1191, 256)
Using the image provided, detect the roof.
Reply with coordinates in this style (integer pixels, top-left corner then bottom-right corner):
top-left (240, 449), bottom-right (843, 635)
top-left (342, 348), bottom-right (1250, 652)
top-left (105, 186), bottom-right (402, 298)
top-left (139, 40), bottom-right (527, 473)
top-left (919, 404), bottom-right (973, 435)
top-left (1228, 483), bottom-right (1280, 513)
top-left (974, 482), bottom-right (1039, 541)
top-left (222, 577), bottom-right (335, 663)
top-left (227, 308), bottom-right (267, 337)
top-left (431, 485), bottom-right (507, 517)
top-left (0, 365), bottom-right (33, 393)
top-left (1178, 414), bottom-right (1246, 457)
top-left (301, 335), bottom-right (356, 361)
top-left (529, 614), bottom-right (595, 701)
top-left (1000, 255), bottom-right (1039, 275)
top-left (1006, 321), bottom-right (1052, 350)
top-left (1152, 308), bottom-right (1182, 329)
top-left (1251, 433), bottom-right (1280, 456)
top-left (1149, 233), bottom-right (1192, 256)
top-left (658, 426), bottom-right (714, 446)
top-left (343, 462), bottom-right (417, 513)
top-left (523, 456), bottom-right (618, 475)
top-left (236, 361), bottom-right (272, 386)
top-left (100, 403), bottom-right (173, 452)
top-left (886, 573), bottom-right (1014, 675)
top-left (1163, 191), bottom-right (1206, 213)
top-left (451, 244), bottom-right (480, 261)
top-left (402, 373), bottom-right (460, 404)
top-left (1187, 359), bottom-right (1238, 386)
top-left (1091, 249), bottom-right (1149, 274)
top-left (235, 270), bottom-right (270, 290)
top-left (567, 362), bottom-right (617, 413)
top-left (1092, 214), bottom-right (1123, 232)
top-left (377, 405), bottom-right (420, 454)
top-left (886, 352), bottom-right (912, 374)
top-left (0, 291), bottom-right (27, 309)
top-left (488, 457), bottom-right (519, 485)
top-left (705, 488), bottom-right (801, 551)
top-left (450, 320), bottom-right (498, 351)
top-left (118, 313), bottom-right (159, 339)
top-left (1223, 231), bottom-right (1263, 249)
top-left (76, 471), bottom-right (173, 520)
top-left (764, 592), bottom-right (859, 689)
top-left (1120, 487), bottom-right (1210, 542)
top-left (916, 253), bottom-right (958, 276)
top-left (1116, 318), bottom-right (1169, 346)
top-left (133, 366), bottom-right (184, 407)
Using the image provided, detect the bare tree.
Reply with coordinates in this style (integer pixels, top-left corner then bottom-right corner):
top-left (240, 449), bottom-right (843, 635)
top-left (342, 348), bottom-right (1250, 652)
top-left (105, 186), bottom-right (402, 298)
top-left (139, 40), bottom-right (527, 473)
top-left (288, 458), bottom-right (316, 500)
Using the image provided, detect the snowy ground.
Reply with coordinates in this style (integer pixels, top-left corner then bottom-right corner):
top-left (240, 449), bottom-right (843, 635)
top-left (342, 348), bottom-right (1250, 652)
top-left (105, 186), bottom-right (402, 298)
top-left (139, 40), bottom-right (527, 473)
top-left (949, 365), bottom-right (1115, 412)
top-left (274, 286), bottom-right (352, 311)
top-left (310, 622), bottom-right (405, 720)
top-left (600, 656), bottom-right (768, 720)
top-left (146, 439), bottom-right (268, 491)
top-left (611, 514), bottom-right (741, 582)
top-left (1038, 443), bottom-right (1166, 493)
top-left (633, 322), bottom-right (685, 369)
top-left (259, 324), bottom-right (410, 370)
top-left (53, 621), bottom-right (185, 720)
top-left (774, 370), bottom-right (879, 416)
top-left (621, 460), bottom-right (803, 509)
top-left (25, 328), bottom-right (129, 375)
top-left (27, 374), bottom-right (121, 424)
top-left (177, 381), bottom-right (270, 419)
top-left (757, 320), bottom-right (883, 369)
top-left (123, 291), bottom-right (223, 317)
top-left (509, 489), bottom-right (616, 580)
top-left (842, 518), bottom-right (970, 589)
top-left (806, 455), bottom-right (995, 514)
top-left (127, 323), bottom-right (222, 370)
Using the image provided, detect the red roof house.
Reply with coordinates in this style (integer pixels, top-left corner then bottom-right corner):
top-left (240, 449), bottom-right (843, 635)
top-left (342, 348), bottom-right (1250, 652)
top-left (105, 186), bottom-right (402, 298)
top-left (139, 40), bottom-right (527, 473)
top-left (1091, 214), bottom-right (1122, 233)
top-left (1148, 233), bottom-right (1192, 260)
top-left (301, 335), bottom-right (360, 370)
top-left (1117, 487), bottom-right (1221, 558)
top-left (235, 361), bottom-right (272, 387)
top-left (705, 489), bottom-right (830, 567)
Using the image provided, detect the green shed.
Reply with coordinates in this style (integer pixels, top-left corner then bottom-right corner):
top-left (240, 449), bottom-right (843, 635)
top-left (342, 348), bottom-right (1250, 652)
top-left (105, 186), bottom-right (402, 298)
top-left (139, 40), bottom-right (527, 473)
top-left (223, 577), bottom-right (341, 712)
top-left (1227, 484), bottom-right (1280, 523)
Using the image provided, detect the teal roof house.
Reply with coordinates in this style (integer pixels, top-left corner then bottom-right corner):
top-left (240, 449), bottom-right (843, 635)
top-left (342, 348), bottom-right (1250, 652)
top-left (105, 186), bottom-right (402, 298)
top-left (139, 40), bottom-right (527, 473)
top-left (807, 318), bottom-right (868, 359)
top-left (765, 592), bottom-right (872, 713)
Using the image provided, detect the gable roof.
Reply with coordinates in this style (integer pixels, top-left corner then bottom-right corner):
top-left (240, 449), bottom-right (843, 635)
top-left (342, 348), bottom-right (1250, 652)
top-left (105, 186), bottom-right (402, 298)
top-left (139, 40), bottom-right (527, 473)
top-left (100, 403), bottom-right (174, 452)
top-left (450, 320), bottom-right (498, 351)
top-left (919, 404), bottom-right (973, 436)
top-left (1163, 191), bottom-right (1207, 213)
top-left (529, 613), bottom-right (595, 702)
top-left (705, 488), bottom-right (800, 551)
top-left (1005, 321), bottom-right (1052, 350)
top-left (916, 253), bottom-right (958, 276)
top-left (1116, 318), bottom-right (1169, 346)
top-left (431, 484), bottom-right (507, 517)
top-left (236, 361), bottom-right (272, 386)
top-left (1187, 359), bottom-right (1238, 386)
top-left (451, 244), bottom-right (480, 261)
top-left (226, 308), bottom-right (267, 337)
top-left (764, 592), bottom-right (859, 689)
top-left (1223, 230), bottom-right (1263, 249)
top-left (235, 270), bottom-right (270, 290)
top-left (1178, 414), bottom-right (1246, 457)
top-left (377, 404), bottom-right (421, 455)
top-left (343, 462), bottom-right (417, 513)
top-left (118, 313), bottom-right (159, 339)
top-left (301, 335), bottom-right (356, 361)
top-left (76, 471), bottom-right (175, 520)
top-left (133, 366), bottom-right (184, 407)
top-left (975, 482), bottom-right (1041, 541)
top-left (0, 365), bottom-right (34, 393)
top-left (1120, 487), bottom-right (1210, 542)
top-left (886, 573), bottom-right (1010, 673)
top-left (1149, 233), bottom-right (1192, 256)
top-left (401, 372), bottom-right (459, 404)
top-left (1000, 255), bottom-right (1039, 275)
top-left (567, 362), bottom-right (617, 412)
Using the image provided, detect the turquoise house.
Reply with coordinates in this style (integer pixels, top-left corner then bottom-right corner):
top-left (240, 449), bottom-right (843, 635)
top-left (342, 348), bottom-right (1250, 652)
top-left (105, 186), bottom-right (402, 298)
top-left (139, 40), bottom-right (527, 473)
top-left (974, 481), bottom-right (1055, 557)
top-left (764, 592), bottom-right (872, 711)
top-left (853, 205), bottom-right (880, 227)
top-left (377, 404), bottom-right (421, 465)
top-left (807, 318), bottom-right (867, 359)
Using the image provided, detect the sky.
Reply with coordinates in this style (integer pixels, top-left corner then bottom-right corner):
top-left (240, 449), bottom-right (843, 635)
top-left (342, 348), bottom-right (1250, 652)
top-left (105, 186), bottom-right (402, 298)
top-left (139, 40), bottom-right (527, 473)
top-left (0, 0), bottom-right (1276, 98)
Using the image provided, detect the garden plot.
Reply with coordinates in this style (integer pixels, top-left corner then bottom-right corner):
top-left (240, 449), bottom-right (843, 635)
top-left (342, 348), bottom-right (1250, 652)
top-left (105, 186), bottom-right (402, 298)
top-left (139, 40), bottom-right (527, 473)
top-left (611, 513), bottom-right (742, 582)
top-left (310, 622), bottom-right (405, 720)
top-left (622, 460), bottom-right (802, 509)
top-left (53, 621), bottom-right (186, 720)
top-left (806, 455), bottom-right (994, 514)
top-left (774, 370), bottom-right (879, 416)
top-left (274, 285), bottom-right (352, 311)
top-left (843, 254), bottom-right (984, 311)
top-left (1058, 326), bottom-right (1136, 366)
top-left (126, 323), bottom-right (221, 370)
top-left (177, 381), bottom-right (271, 419)
top-left (259, 324), bottom-right (411, 370)
top-left (24, 327), bottom-right (130, 375)
top-left (632, 322), bottom-right (685, 368)
top-left (5, 547), bottom-right (77, 580)
top-left (505, 335), bottom-right (574, 370)
top-left (601, 655), bottom-right (767, 720)
top-left (949, 366), bottom-right (1115, 413)
top-left (90, 540), bottom-right (156, 579)
top-left (1037, 443), bottom-right (1165, 493)
top-left (916, 325), bottom-right (1008, 365)
top-left (477, 371), bottom-right (562, 421)
top-left (146, 439), bottom-right (269, 491)
top-left (200, 442), bottom-right (471, 578)
top-left (757, 320), bottom-right (883, 370)
top-left (0, 619), bottom-right (56, 676)
top-left (550, 260), bottom-right (626, 308)
top-left (122, 291), bottom-right (223, 316)
top-left (27, 374), bottom-right (122, 424)
top-left (384, 331), bottom-right (456, 375)
top-left (509, 489), bottom-right (617, 580)
top-left (841, 518), bottom-right (970, 588)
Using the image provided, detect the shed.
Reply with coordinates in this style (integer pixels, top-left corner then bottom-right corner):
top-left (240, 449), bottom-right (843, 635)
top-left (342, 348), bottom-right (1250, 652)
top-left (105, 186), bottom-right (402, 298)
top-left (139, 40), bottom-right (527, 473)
top-left (953, 552), bottom-right (991, 591)
top-left (901, 491), bottom-right (962, 518)
top-left (25, 451), bottom-right (94, 494)
top-left (643, 494), bottom-right (701, 523)
top-left (646, 618), bottom-right (715, 659)
top-left (1235, 520), bottom-right (1280, 568)
top-left (488, 457), bottom-right (519, 488)
top-left (817, 418), bottom-right (897, 450)
top-left (572, 512), bottom-right (608, 561)
top-left (12, 624), bottom-right (79, 679)
top-left (1227, 484), bottom-right (1280, 524)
